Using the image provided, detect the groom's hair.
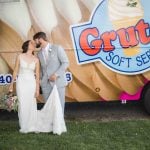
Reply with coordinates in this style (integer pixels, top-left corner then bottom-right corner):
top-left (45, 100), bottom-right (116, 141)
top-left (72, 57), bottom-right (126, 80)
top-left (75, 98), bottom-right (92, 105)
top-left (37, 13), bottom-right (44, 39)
top-left (33, 32), bottom-right (47, 41)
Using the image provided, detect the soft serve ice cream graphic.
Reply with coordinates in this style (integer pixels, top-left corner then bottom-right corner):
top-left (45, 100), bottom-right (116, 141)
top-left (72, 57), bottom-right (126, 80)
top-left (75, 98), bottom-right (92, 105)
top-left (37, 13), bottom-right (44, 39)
top-left (108, 0), bottom-right (144, 56)
top-left (1, 0), bottom-right (150, 102)
top-left (71, 0), bottom-right (150, 75)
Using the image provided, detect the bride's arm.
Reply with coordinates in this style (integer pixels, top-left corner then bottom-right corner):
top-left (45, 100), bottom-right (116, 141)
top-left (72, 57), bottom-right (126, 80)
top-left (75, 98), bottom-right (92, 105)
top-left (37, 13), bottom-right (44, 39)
top-left (35, 59), bottom-right (40, 98)
top-left (9, 55), bottom-right (20, 92)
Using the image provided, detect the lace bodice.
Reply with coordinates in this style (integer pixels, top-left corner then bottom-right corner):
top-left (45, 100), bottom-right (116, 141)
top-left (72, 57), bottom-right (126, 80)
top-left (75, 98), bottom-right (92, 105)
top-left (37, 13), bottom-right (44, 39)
top-left (18, 59), bottom-right (36, 75)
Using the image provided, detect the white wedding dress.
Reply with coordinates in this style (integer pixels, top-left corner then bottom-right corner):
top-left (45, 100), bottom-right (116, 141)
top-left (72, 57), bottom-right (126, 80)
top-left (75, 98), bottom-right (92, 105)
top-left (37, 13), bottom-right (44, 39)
top-left (16, 58), bottom-right (67, 135)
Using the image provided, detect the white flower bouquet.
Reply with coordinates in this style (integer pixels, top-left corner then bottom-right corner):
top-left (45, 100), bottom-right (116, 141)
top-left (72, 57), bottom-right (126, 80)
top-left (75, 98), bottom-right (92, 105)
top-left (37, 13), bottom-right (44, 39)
top-left (0, 92), bottom-right (18, 112)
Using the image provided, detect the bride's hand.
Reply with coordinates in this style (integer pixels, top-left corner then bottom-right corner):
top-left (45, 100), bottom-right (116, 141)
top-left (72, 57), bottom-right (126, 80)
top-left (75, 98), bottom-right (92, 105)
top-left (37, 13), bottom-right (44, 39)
top-left (9, 84), bottom-right (13, 92)
top-left (35, 90), bottom-right (39, 98)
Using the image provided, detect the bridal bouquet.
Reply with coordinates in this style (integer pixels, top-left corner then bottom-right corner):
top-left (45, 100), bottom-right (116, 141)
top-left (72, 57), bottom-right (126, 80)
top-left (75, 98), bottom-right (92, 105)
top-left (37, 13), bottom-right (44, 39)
top-left (0, 92), bottom-right (18, 112)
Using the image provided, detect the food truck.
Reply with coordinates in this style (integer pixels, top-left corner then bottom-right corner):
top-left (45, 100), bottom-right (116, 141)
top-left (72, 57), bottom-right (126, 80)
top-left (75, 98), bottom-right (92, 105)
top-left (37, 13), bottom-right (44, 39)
top-left (0, 0), bottom-right (150, 114)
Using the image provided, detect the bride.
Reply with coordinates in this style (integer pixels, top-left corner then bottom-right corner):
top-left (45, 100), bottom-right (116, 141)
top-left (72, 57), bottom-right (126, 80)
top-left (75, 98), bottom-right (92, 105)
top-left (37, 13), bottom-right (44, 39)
top-left (9, 40), bottom-right (67, 135)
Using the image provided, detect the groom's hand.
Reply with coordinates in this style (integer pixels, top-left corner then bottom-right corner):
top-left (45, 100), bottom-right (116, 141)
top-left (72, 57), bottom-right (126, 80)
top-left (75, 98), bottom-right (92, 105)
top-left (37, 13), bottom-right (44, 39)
top-left (49, 74), bottom-right (57, 82)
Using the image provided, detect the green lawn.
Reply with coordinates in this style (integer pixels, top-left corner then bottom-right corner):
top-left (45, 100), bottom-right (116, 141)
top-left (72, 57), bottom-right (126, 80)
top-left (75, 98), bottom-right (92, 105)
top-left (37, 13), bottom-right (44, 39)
top-left (0, 120), bottom-right (150, 150)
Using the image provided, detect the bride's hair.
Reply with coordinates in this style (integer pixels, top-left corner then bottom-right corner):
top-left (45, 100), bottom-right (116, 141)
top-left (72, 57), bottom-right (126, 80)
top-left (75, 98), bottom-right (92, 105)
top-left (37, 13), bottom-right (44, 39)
top-left (22, 40), bottom-right (34, 55)
top-left (22, 40), bottom-right (30, 53)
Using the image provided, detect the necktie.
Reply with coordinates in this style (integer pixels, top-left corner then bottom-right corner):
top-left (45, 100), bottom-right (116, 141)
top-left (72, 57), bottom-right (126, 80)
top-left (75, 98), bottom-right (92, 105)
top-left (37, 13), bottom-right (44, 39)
top-left (44, 49), bottom-right (48, 63)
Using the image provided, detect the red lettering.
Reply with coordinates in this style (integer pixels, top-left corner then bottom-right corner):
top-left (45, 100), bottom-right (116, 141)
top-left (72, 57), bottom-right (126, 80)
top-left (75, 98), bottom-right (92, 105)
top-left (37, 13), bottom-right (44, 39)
top-left (79, 28), bottom-right (103, 56)
top-left (136, 19), bottom-right (150, 44)
top-left (117, 27), bottom-right (139, 48)
top-left (79, 19), bottom-right (150, 56)
top-left (101, 31), bottom-right (116, 51)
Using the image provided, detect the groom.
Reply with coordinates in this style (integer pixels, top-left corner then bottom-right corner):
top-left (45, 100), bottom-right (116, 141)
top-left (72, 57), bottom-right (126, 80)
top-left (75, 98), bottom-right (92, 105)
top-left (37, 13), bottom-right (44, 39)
top-left (33, 32), bottom-right (69, 115)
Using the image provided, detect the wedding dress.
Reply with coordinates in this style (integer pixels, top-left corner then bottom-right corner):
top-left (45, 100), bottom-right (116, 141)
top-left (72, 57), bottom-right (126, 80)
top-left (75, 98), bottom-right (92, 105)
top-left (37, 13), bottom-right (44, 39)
top-left (16, 58), bottom-right (67, 135)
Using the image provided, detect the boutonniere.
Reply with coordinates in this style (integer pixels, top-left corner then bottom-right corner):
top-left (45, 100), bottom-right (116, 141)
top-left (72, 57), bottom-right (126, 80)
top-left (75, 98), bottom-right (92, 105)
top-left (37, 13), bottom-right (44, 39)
top-left (48, 48), bottom-right (54, 57)
top-left (48, 48), bottom-right (52, 52)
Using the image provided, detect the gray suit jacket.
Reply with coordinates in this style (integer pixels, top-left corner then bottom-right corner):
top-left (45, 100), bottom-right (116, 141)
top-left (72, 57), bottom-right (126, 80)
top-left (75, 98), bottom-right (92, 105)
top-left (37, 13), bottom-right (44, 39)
top-left (37, 44), bottom-right (69, 90)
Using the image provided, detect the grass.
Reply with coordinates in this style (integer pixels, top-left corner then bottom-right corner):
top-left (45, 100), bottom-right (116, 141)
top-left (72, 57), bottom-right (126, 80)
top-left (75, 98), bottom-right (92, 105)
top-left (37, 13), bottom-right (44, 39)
top-left (0, 120), bottom-right (150, 150)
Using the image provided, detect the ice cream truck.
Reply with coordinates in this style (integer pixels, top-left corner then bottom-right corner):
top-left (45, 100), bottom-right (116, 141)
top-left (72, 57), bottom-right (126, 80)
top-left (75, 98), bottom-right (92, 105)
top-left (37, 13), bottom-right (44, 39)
top-left (0, 0), bottom-right (150, 114)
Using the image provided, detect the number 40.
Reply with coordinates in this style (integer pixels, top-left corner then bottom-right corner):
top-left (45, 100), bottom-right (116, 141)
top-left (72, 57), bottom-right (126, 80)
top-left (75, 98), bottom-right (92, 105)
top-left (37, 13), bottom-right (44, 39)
top-left (0, 74), bottom-right (12, 85)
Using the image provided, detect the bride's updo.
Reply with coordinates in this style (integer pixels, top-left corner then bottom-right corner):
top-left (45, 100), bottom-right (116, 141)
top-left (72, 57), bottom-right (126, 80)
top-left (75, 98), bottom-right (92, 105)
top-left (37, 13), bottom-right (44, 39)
top-left (22, 40), bottom-right (30, 53)
top-left (22, 40), bottom-right (34, 55)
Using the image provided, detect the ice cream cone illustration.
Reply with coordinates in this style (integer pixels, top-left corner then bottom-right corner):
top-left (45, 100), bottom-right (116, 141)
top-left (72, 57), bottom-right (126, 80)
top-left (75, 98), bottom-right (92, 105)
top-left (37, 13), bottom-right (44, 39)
top-left (108, 0), bottom-right (144, 56)
top-left (0, 0), bottom-right (146, 102)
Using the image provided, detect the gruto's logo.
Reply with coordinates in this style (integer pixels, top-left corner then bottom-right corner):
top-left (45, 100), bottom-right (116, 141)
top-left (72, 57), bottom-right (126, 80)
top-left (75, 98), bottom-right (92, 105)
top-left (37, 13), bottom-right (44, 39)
top-left (70, 0), bottom-right (150, 75)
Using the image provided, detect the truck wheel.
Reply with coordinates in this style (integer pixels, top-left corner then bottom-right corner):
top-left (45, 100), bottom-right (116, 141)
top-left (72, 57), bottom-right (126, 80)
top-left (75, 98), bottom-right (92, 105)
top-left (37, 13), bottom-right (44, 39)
top-left (142, 84), bottom-right (150, 114)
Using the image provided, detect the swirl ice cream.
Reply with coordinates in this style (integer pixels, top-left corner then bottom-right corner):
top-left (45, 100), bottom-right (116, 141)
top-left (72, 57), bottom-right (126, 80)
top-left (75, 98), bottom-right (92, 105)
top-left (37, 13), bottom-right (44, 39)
top-left (0, 0), bottom-right (149, 102)
top-left (108, 0), bottom-right (144, 56)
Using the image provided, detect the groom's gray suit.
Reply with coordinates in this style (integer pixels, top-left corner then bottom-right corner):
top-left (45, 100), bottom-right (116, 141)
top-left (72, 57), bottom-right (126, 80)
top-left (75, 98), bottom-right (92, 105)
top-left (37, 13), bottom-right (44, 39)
top-left (37, 44), bottom-right (69, 114)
